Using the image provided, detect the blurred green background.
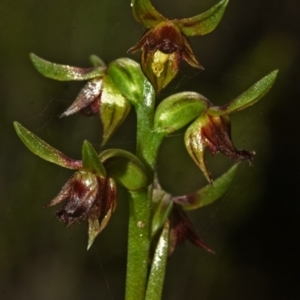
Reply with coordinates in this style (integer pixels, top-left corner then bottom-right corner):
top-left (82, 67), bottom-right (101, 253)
top-left (1, 0), bottom-right (299, 299)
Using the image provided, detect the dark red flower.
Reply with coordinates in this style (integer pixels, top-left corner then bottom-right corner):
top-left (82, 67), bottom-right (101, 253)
top-left (185, 114), bottom-right (255, 183)
top-left (128, 21), bottom-right (202, 92)
top-left (46, 170), bottom-right (117, 248)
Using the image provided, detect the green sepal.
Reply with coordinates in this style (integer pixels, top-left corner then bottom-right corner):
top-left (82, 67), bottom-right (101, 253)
top-left (89, 54), bottom-right (106, 67)
top-left (151, 189), bottom-right (173, 238)
top-left (82, 140), bottom-right (106, 177)
top-left (180, 163), bottom-right (239, 210)
top-left (100, 75), bottom-right (131, 145)
top-left (145, 220), bottom-right (170, 300)
top-left (99, 149), bottom-right (148, 191)
top-left (87, 177), bottom-right (117, 250)
top-left (175, 0), bottom-right (229, 36)
top-left (154, 92), bottom-right (209, 135)
top-left (107, 58), bottom-right (149, 106)
top-left (131, 0), bottom-right (166, 28)
top-left (208, 70), bottom-right (279, 116)
top-left (30, 53), bottom-right (106, 81)
top-left (184, 115), bottom-right (212, 183)
top-left (13, 121), bottom-right (81, 169)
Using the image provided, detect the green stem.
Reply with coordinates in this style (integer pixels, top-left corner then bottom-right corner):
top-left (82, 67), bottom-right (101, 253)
top-left (125, 79), bottom-right (167, 300)
top-left (125, 79), bottom-right (158, 300)
top-left (126, 189), bottom-right (152, 300)
top-left (145, 220), bottom-right (170, 300)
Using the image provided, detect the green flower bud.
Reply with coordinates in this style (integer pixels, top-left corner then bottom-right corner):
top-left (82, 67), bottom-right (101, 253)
top-left (107, 58), bottom-right (148, 106)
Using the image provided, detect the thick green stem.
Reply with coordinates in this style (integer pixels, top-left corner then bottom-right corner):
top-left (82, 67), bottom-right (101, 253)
top-left (125, 78), bottom-right (167, 300)
top-left (125, 79), bottom-right (159, 300)
top-left (126, 189), bottom-right (152, 300)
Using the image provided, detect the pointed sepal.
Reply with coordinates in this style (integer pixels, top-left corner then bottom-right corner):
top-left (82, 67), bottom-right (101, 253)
top-left (99, 149), bottom-right (148, 191)
top-left (99, 75), bottom-right (131, 145)
top-left (30, 53), bottom-right (106, 81)
top-left (209, 70), bottom-right (279, 116)
top-left (60, 78), bottom-right (102, 117)
top-left (131, 0), bottom-right (166, 28)
top-left (184, 115), bottom-right (212, 183)
top-left (13, 121), bottom-right (81, 169)
top-left (175, 0), bottom-right (229, 36)
top-left (174, 163), bottom-right (239, 210)
top-left (154, 92), bottom-right (209, 135)
top-left (169, 206), bottom-right (215, 254)
top-left (82, 140), bottom-right (106, 177)
top-left (87, 178), bottom-right (117, 249)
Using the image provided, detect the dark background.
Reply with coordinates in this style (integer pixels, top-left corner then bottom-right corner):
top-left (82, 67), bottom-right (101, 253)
top-left (1, 0), bottom-right (299, 299)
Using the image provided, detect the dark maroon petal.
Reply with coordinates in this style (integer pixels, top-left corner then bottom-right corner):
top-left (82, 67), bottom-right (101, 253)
top-left (169, 205), bottom-right (214, 254)
top-left (203, 115), bottom-right (255, 162)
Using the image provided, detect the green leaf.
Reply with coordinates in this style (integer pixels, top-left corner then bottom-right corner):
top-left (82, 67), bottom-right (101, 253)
top-left (131, 0), bottom-right (166, 28)
top-left (154, 92), bottom-right (209, 135)
top-left (13, 121), bottom-right (81, 169)
top-left (151, 190), bottom-right (173, 237)
top-left (107, 58), bottom-right (149, 106)
top-left (208, 70), bottom-right (279, 116)
top-left (181, 164), bottom-right (239, 210)
top-left (175, 0), bottom-right (229, 36)
top-left (100, 75), bottom-right (131, 145)
top-left (30, 53), bottom-right (106, 81)
top-left (99, 149), bottom-right (148, 191)
top-left (145, 220), bottom-right (170, 300)
top-left (82, 140), bottom-right (106, 177)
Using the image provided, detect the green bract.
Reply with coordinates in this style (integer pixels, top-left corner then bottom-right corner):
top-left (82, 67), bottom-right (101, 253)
top-left (30, 53), bottom-right (106, 81)
top-left (82, 140), bottom-right (106, 177)
top-left (208, 70), bottom-right (279, 116)
top-left (176, 164), bottom-right (239, 210)
top-left (13, 122), bottom-right (82, 169)
top-left (154, 92), bottom-right (209, 135)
